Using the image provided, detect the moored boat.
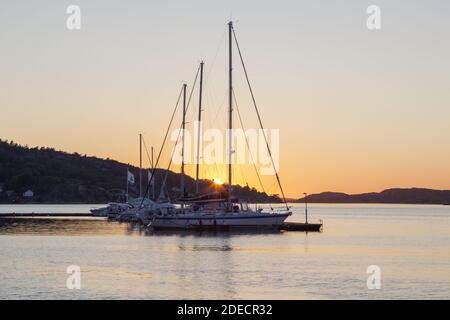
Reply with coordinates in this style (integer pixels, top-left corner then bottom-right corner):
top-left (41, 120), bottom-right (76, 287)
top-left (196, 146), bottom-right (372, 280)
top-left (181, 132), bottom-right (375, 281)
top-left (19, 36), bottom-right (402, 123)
top-left (90, 202), bottom-right (131, 217)
top-left (151, 206), bottom-right (291, 230)
top-left (118, 197), bottom-right (175, 224)
top-left (145, 21), bottom-right (295, 231)
top-left (151, 191), bottom-right (291, 230)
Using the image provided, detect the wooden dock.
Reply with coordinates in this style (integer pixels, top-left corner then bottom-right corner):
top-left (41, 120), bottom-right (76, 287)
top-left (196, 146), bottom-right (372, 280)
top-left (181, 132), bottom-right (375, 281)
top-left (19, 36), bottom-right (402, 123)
top-left (0, 213), bottom-right (93, 217)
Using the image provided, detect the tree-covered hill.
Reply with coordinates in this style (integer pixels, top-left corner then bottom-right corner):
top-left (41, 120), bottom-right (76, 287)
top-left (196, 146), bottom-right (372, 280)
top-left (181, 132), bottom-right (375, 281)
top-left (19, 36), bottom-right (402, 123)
top-left (0, 139), bottom-right (281, 204)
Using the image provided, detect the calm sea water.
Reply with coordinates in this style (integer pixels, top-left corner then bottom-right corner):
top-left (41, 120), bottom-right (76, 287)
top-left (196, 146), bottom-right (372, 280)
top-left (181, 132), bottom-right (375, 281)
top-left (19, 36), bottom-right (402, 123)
top-left (0, 203), bottom-right (449, 300)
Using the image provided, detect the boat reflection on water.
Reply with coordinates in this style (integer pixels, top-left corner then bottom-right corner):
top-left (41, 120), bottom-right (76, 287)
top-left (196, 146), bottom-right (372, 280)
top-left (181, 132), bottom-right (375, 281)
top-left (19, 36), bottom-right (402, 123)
top-left (143, 226), bottom-right (285, 238)
top-left (124, 220), bottom-right (286, 237)
top-left (0, 217), bottom-right (286, 238)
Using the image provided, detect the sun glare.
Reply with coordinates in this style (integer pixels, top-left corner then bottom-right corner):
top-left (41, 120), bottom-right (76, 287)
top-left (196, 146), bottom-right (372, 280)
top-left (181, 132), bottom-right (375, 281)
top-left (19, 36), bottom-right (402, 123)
top-left (213, 178), bottom-right (224, 185)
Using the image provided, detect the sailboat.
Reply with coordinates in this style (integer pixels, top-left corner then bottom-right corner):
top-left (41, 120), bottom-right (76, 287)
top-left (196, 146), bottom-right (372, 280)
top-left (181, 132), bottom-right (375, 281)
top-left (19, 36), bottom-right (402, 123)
top-left (116, 134), bottom-right (176, 223)
top-left (150, 21), bottom-right (292, 230)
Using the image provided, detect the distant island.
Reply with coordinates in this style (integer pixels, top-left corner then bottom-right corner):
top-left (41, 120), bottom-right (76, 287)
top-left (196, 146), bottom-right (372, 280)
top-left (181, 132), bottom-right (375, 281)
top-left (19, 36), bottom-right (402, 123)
top-left (296, 188), bottom-right (450, 205)
top-left (0, 139), bottom-right (281, 204)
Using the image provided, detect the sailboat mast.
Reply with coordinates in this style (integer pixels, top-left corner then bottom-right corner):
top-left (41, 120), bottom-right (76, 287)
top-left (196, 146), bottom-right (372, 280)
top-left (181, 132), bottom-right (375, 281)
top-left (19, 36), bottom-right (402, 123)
top-left (151, 146), bottom-right (155, 200)
top-left (227, 21), bottom-right (233, 209)
top-left (196, 61), bottom-right (204, 194)
top-left (126, 168), bottom-right (129, 203)
top-left (180, 83), bottom-right (187, 201)
top-left (139, 133), bottom-right (142, 198)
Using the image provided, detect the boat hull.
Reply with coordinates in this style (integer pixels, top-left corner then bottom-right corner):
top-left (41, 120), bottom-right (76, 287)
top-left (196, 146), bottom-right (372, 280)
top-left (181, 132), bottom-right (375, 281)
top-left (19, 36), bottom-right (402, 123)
top-left (151, 213), bottom-right (291, 230)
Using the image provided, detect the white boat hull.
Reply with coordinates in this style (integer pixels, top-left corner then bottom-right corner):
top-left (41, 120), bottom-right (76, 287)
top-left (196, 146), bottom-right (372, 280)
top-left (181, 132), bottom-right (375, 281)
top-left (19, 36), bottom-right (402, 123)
top-left (151, 212), bottom-right (291, 230)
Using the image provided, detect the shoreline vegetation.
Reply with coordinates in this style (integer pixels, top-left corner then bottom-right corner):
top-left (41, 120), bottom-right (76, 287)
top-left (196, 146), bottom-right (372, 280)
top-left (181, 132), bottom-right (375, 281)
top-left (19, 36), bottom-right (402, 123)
top-left (0, 139), bottom-right (281, 204)
top-left (1, 140), bottom-right (449, 205)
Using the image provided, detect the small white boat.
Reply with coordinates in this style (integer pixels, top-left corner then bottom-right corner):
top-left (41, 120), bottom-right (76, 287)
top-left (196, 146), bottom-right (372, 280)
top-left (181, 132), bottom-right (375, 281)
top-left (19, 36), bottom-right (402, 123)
top-left (90, 202), bottom-right (131, 217)
top-left (117, 197), bottom-right (176, 224)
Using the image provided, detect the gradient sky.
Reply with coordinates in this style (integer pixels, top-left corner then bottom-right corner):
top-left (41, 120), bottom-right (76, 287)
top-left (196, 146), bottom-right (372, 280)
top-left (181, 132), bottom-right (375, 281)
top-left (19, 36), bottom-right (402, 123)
top-left (1, 0), bottom-right (450, 197)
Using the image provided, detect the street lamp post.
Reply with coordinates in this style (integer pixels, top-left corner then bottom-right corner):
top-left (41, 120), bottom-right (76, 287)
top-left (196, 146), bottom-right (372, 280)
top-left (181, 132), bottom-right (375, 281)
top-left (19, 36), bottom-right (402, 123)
top-left (303, 192), bottom-right (308, 224)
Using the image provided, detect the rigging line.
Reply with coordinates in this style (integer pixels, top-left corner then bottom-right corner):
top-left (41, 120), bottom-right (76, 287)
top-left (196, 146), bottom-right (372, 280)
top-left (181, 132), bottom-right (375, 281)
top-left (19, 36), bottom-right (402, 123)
top-left (140, 85), bottom-right (183, 206)
top-left (186, 66), bottom-right (202, 124)
top-left (204, 72), bottom-right (228, 180)
top-left (171, 65), bottom-right (201, 169)
top-left (232, 89), bottom-right (267, 196)
top-left (206, 27), bottom-right (227, 80)
top-left (142, 137), bottom-right (152, 168)
top-left (142, 136), bottom-right (162, 190)
top-left (204, 27), bottom-right (228, 133)
top-left (142, 137), bottom-right (153, 188)
top-left (159, 141), bottom-right (177, 199)
top-left (232, 27), bottom-right (289, 210)
top-left (159, 65), bottom-right (201, 197)
top-left (204, 84), bottom-right (225, 179)
top-left (186, 64), bottom-right (201, 117)
top-left (159, 118), bottom-right (183, 197)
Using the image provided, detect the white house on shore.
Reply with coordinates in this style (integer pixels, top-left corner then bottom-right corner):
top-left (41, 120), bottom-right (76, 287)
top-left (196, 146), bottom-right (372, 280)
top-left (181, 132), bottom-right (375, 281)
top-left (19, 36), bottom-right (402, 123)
top-left (23, 190), bottom-right (34, 198)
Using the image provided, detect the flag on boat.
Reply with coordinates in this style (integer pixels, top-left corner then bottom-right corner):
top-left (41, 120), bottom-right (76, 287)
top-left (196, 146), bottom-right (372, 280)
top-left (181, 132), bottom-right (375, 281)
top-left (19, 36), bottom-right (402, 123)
top-left (127, 170), bottom-right (135, 185)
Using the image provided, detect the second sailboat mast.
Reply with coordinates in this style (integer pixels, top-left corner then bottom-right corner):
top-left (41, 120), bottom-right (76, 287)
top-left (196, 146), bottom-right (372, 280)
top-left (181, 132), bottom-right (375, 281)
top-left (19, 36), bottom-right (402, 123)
top-left (139, 133), bottom-right (142, 198)
top-left (180, 83), bottom-right (187, 200)
top-left (195, 61), bottom-right (204, 194)
top-left (228, 21), bottom-right (233, 208)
